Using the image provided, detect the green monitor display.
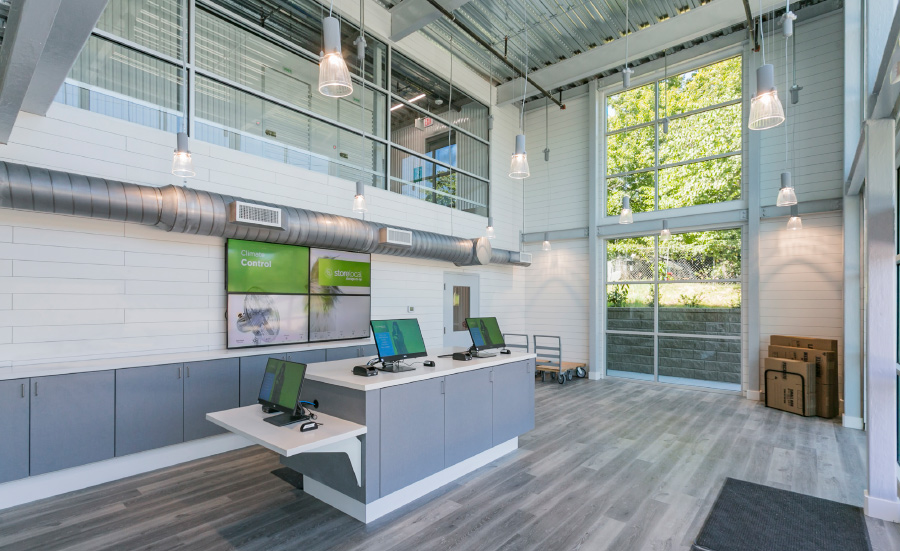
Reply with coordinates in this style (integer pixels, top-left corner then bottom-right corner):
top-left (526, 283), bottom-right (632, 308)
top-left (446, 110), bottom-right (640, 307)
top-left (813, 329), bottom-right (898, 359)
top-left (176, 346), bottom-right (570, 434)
top-left (370, 319), bottom-right (427, 362)
top-left (226, 239), bottom-right (309, 294)
top-left (465, 317), bottom-right (505, 351)
top-left (257, 358), bottom-right (307, 414)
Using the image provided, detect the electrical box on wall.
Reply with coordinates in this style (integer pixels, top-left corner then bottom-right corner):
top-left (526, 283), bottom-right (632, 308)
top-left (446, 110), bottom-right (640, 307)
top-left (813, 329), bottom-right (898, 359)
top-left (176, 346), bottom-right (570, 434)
top-left (407, 306), bottom-right (415, 313)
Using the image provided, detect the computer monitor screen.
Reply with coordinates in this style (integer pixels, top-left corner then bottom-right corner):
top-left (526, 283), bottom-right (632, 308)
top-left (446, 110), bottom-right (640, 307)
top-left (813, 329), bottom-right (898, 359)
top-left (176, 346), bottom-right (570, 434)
top-left (465, 317), bottom-right (505, 351)
top-left (370, 319), bottom-right (427, 362)
top-left (257, 358), bottom-right (307, 414)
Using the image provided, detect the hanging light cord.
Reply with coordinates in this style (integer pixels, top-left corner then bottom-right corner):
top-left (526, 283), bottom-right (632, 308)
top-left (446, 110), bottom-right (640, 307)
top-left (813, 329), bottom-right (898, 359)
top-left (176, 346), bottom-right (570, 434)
top-left (663, 49), bottom-right (667, 117)
top-left (784, 31), bottom-right (789, 169)
top-left (520, 8), bottom-right (528, 132)
top-left (625, 0), bottom-right (629, 69)
top-left (329, 0), bottom-right (334, 17)
top-left (758, 0), bottom-right (765, 64)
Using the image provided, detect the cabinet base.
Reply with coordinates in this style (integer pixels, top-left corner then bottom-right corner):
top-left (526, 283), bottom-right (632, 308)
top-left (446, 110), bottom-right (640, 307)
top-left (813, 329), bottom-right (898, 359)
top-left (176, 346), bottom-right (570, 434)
top-left (304, 437), bottom-right (518, 523)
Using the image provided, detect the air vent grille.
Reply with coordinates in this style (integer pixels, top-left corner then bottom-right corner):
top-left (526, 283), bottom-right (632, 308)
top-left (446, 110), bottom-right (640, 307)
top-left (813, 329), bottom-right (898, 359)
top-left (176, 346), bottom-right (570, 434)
top-left (517, 252), bottom-right (533, 265)
top-left (228, 201), bottom-right (283, 229)
top-left (379, 227), bottom-right (413, 247)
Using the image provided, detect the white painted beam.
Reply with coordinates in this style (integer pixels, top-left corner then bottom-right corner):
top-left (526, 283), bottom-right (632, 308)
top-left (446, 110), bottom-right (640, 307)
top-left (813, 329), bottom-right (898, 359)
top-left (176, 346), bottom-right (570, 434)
top-left (389, 0), bottom-right (474, 42)
top-left (0, 0), bottom-right (62, 144)
top-left (20, 0), bottom-right (107, 116)
top-left (495, 0), bottom-right (785, 106)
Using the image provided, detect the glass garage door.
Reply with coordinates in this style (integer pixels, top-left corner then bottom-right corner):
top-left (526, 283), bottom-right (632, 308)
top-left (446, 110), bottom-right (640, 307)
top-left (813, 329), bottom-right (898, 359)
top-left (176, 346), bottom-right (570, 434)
top-left (605, 228), bottom-right (742, 391)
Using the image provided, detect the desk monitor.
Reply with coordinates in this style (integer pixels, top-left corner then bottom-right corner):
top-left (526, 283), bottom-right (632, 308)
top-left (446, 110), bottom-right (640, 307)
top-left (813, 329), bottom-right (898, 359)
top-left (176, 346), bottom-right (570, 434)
top-left (258, 358), bottom-right (309, 426)
top-left (465, 317), bottom-right (505, 351)
top-left (370, 319), bottom-right (427, 363)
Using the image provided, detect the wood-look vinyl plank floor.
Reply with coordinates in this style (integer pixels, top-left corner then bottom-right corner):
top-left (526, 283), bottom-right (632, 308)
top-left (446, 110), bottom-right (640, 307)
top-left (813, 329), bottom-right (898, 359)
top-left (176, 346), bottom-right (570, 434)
top-left (0, 377), bottom-right (893, 551)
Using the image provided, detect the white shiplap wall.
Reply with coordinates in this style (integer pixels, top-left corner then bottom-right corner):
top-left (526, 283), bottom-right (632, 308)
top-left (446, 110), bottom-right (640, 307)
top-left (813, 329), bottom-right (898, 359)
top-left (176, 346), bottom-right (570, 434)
top-left (0, 93), bottom-right (525, 367)
top-left (758, 212), bottom-right (844, 399)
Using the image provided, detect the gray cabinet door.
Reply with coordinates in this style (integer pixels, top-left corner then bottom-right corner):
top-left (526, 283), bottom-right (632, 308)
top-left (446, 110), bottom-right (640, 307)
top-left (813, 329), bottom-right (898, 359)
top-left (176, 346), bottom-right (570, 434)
top-left (359, 344), bottom-right (378, 358)
top-left (326, 346), bottom-right (360, 361)
top-left (444, 368), bottom-right (493, 466)
top-left (287, 349), bottom-right (326, 364)
top-left (240, 354), bottom-right (284, 407)
top-left (492, 360), bottom-right (535, 445)
top-left (116, 364), bottom-right (184, 456)
top-left (184, 359), bottom-right (239, 441)
top-left (30, 371), bottom-right (115, 476)
top-left (0, 379), bottom-right (30, 483)
top-left (380, 378), bottom-right (445, 496)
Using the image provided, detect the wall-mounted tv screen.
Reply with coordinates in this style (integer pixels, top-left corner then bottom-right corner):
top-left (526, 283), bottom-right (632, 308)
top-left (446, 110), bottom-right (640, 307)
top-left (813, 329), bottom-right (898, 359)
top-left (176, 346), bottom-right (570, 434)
top-left (225, 239), bottom-right (371, 349)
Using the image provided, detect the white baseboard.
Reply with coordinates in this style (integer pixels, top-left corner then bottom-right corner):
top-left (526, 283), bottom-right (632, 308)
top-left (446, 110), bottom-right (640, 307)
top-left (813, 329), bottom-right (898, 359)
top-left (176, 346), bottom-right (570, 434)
top-left (0, 434), bottom-right (252, 512)
top-left (865, 491), bottom-right (900, 522)
top-left (305, 437), bottom-right (519, 523)
top-left (842, 414), bottom-right (865, 430)
top-left (745, 390), bottom-right (762, 401)
top-left (588, 370), bottom-right (603, 380)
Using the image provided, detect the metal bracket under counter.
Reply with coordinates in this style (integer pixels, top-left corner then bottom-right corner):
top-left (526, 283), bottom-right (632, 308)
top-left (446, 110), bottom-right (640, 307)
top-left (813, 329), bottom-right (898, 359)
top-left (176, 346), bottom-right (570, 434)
top-left (206, 406), bottom-right (366, 486)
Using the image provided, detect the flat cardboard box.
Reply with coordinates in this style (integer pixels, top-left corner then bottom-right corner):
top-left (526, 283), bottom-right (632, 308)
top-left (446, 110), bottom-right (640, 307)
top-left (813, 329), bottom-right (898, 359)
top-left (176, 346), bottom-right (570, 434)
top-left (764, 357), bottom-right (816, 416)
top-left (770, 335), bottom-right (838, 353)
top-left (767, 345), bottom-right (838, 386)
top-left (817, 384), bottom-right (839, 419)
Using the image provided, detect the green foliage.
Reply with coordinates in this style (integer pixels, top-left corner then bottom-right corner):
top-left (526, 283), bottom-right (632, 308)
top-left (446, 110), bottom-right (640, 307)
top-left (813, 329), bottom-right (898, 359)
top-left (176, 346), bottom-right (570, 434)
top-left (678, 291), bottom-right (704, 308)
top-left (605, 56), bottom-right (743, 216)
top-left (607, 284), bottom-right (630, 307)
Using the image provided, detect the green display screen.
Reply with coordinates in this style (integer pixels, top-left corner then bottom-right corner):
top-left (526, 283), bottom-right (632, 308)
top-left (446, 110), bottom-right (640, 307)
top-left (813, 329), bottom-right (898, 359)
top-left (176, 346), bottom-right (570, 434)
top-left (258, 358), bottom-right (306, 411)
top-left (227, 239), bottom-right (309, 294)
top-left (371, 319), bottom-right (427, 360)
top-left (465, 317), bottom-right (505, 350)
top-left (317, 258), bottom-right (371, 287)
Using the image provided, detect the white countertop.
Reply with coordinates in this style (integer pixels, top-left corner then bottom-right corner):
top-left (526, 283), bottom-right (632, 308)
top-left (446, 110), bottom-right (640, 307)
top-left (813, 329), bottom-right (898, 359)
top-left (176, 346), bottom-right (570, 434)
top-left (304, 348), bottom-right (536, 391)
top-left (206, 406), bottom-right (366, 457)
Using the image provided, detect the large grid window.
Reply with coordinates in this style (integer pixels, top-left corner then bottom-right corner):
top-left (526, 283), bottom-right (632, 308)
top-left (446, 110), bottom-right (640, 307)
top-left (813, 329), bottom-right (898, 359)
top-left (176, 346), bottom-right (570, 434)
top-left (605, 57), bottom-right (743, 217)
top-left (55, 0), bottom-right (489, 216)
top-left (605, 228), bottom-right (742, 390)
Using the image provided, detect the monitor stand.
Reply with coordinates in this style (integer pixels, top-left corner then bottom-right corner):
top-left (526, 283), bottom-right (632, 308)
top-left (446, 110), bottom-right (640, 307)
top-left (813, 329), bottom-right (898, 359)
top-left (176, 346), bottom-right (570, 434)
top-left (378, 361), bottom-right (416, 373)
top-left (263, 405), bottom-right (311, 427)
top-left (469, 347), bottom-right (498, 358)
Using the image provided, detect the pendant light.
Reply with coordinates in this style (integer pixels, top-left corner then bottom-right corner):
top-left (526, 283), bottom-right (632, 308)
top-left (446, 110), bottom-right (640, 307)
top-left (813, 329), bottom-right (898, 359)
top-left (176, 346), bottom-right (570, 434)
top-left (776, 8), bottom-right (796, 207)
top-left (748, 1), bottom-right (784, 130)
top-left (352, 181), bottom-right (367, 214)
top-left (485, 216), bottom-right (496, 240)
top-left (787, 204), bottom-right (802, 230)
top-left (172, 132), bottom-right (195, 178)
top-left (619, 195), bottom-right (633, 224)
top-left (660, 219), bottom-right (671, 240)
top-left (622, 0), bottom-right (633, 89)
top-left (509, 6), bottom-right (530, 179)
top-left (318, 3), bottom-right (353, 99)
top-left (542, 232), bottom-right (551, 251)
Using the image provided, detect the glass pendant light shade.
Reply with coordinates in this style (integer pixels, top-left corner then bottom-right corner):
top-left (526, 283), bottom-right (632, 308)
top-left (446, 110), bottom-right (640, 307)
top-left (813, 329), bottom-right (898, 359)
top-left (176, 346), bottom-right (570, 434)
top-left (622, 67), bottom-right (634, 89)
top-left (619, 195), bottom-right (633, 224)
top-left (172, 132), bottom-right (195, 177)
top-left (787, 205), bottom-right (802, 230)
top-left (660, 219), bottom-right (671, 241)
top-left (776, 172), bottom-right (798, 207)
top-left (485, 216), bottom-right (496, 240)
top-left (318, 17), bottom-right (353, 98)
top-left (352, 181), bottom-right (367, 213)
top-left (542, 232), bottom-right (551, 251)
top-left (509, 134), bottom-right (530, 179)
top-left (749, 64), bottom-right (784, 130)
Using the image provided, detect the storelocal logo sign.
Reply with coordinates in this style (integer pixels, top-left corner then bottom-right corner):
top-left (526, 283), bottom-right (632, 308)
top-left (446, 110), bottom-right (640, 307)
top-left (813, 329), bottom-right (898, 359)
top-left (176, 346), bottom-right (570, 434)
top-left (319, 259), bottom-right (370, 287)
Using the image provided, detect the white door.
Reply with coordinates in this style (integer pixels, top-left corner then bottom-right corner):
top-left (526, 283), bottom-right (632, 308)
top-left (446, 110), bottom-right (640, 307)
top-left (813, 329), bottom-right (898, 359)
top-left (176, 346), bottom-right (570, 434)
top-left (443, 273), bottom-right (480, 348)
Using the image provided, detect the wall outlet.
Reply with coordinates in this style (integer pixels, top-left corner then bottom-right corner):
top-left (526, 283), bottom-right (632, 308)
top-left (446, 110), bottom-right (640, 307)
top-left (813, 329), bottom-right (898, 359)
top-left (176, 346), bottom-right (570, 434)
top-left (407, 306), bottom-right (415, 313)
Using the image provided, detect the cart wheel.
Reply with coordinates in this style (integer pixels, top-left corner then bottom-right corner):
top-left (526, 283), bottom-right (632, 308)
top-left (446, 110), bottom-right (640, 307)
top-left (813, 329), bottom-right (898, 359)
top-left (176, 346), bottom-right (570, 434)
top-left (576, 366), bottom-right (587, 378)
top-left (567, 370), bottom-right (574, 381)
top-left (558, 373), bottom-right (566, 385)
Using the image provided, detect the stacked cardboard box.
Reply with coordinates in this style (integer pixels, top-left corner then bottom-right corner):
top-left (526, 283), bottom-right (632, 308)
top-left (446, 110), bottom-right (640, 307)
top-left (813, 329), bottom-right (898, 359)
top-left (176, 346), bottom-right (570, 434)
top-left (764, 335), bottom-right (839, 418)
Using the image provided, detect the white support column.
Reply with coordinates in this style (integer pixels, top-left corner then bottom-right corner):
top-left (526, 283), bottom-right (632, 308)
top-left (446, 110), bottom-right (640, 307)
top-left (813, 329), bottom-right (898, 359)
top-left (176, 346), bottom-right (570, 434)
top-left (588, 82), bottom-right (602, 380)
top-left (863, 118), bottom-right (900, 522)
top-left (746, 42), bottom-right (762, 401)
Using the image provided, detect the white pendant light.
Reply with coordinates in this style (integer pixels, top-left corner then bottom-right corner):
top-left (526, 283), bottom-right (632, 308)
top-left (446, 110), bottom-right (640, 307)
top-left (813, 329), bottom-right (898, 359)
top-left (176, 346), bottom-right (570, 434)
top-left (787, 204), bottom-right (802, 230)
top-left (660, 219), bottom-right (671, 241)
top-left (542, 232), bottom-right (551, 251)
top-left (619, 195), bottom-right (633, 224)
top-left (776, 173), bottom-right (797, 206)
top-left (172, 132), bottom-right (195, 177)
top-left (319, 15), bottom-right (353, 98)
top-left (749, 2), bottom-right (784, 130)
top-left (485, 216), bottom-right (496, 240)
top-left (509, 134), bottom-right (530, 179)
top-left (622, 0), bottom-right (633, 89)
top-left (510, 4), bottom-right (530, 179)
top-left (352, 181), bottom-right (367, 214)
